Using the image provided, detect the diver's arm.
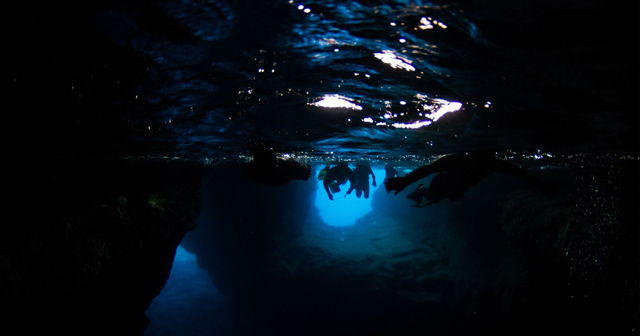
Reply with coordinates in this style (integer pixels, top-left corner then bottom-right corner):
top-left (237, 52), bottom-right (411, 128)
top-left (385, 177), bottom-right (413, 195)
top-left (370, 167), bottom-right (377, 187)
top-left (346, 171), bottom-right (356, 195)
top-left (490, 157), bottom-right (554, 194)
top-left (385, 153), bottom-right (463, 195)
top-left (410, 153), bottom-right (468, 179)
top-left (386, 167), bottom-right (429, 195)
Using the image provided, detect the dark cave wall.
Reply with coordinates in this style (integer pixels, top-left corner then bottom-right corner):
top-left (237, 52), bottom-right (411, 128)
top-left (366, 165), bottom-right (638, 335)
top-left (0, 158), bottom-right (203, 335)
top-left (180, 162), bottom-right (317, 303)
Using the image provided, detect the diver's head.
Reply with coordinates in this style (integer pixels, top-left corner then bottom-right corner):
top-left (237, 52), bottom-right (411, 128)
top-left (317, 166), bottom-right (328, 180)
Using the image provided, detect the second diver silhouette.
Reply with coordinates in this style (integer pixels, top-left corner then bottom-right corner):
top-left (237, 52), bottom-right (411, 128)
top-left (385, 152), bottom-right (555, 207)
top-left (353, 161), bottom-right (377, 199)
top-left (383, 163), bottom-right (400, 183)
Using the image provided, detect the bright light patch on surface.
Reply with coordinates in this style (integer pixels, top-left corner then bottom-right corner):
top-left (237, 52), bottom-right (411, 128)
top-left (419, 17), bottom-right (434, 29)
top-left (374, 50), bottom-right (415, 71)
top-left (419, 17), bottom-right (447, 30)
top-left (423, 100), bottom-right (463, 122)
top-left (392, 120), bottom-right (433, 129)
top-left (388, 98), bottom-right (462, 129)
top-left (314, 166), bottom-right (385, 227)
top-left (362, 117), bottom-right (374, 123)
top-left (313, 95), bottom-right (363, 110)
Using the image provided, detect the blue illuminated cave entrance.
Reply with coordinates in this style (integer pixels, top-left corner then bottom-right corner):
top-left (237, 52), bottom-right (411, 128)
top-left (313, 165), bottom-right (385, 227)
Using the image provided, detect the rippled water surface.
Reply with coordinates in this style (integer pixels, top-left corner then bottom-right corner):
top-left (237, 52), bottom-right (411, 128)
top-left (4, 0), bottom-right (636, 161)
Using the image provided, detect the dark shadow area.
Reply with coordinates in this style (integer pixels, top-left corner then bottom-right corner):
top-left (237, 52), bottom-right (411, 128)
top-left (1, 157), bottom-right (203, 335)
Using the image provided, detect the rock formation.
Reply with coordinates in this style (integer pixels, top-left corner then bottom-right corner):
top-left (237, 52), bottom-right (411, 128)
top-left (1, 157), bottom-right (203, 335)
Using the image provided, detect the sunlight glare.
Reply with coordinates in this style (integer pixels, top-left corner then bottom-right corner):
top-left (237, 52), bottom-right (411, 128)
top-left (374, 50), bottom-right (416, 72)
top-left (313, 95), bottom-right (363, 110)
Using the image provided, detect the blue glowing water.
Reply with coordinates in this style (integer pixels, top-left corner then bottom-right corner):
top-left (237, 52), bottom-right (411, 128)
top-left (144, 247), bottom-right (227, 336)
top-left (314, 166), bottom-right (385, 227)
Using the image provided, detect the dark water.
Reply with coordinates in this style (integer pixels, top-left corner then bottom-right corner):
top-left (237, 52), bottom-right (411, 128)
top-left (3, 0), bottom-right (637, 159)
top-left (2, 0), bottom-right (638, 335)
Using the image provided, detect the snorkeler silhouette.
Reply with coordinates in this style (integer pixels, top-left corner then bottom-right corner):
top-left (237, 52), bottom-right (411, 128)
top-left (323, 162), bottom-right (356, 201)
top-left (242, 146), bottom-right (311, 186)
top-left (353, 161), bottom-right (376, 199)
top-left (384, 163), bottom-right (400, 183)
top-left (385, 152), bottom-right (554, 207)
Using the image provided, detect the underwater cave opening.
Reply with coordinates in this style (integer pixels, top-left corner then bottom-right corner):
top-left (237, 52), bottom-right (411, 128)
top-left (144, 246), bottom-right (226, 336)
top-left (313, 165), bottom-right (386, 227)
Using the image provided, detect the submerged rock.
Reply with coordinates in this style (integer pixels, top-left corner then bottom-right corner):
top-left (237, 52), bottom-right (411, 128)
top-left (0, 157), bottom-right (203, 335)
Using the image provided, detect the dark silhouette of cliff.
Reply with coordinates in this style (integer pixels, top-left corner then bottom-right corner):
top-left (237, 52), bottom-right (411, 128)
top-left (1, 157), bottom-right (203, 335)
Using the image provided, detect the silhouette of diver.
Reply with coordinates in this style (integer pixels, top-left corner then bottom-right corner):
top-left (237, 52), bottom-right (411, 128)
top-left (323, 162), bottom-right (356, 201)
top-left (242, 146), bottom-right (311, 186)
top-left (385, 152), bottom-right (553, 207)
top-left (353, 161), bottom-right (376, 199)
top-left (384, 163), bottom-right (400, 183)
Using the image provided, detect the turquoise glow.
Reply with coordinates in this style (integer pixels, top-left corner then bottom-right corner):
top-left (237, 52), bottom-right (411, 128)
top-left (313, 165), bottom-right (385, 227)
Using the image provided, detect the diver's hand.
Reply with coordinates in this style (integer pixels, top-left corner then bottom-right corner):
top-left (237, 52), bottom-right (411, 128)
top-left (385, 177), bottom-right (412, 195)
top-left (328, 194), bottom-right (334, 201)
top-left (372, 181), bottom-right (377, 187)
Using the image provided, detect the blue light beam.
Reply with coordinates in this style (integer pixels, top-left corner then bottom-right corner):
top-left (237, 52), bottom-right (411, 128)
top-left (313, 165), bottom-right (385, 227)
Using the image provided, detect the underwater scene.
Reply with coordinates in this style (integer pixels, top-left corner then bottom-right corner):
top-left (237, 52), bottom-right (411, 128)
top-left (1, 0), bottom-right (638, 335)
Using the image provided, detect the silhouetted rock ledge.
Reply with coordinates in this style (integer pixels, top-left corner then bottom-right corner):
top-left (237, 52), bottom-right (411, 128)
top-left (1, 157), bottom-right (203, 336)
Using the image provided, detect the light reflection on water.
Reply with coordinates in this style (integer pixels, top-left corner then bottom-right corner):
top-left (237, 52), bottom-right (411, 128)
top-left (310, 92), bottom-right (463, 130)
top-left (389, 96), bottom-right (463, 129)
top-left (312, 95), bottom-right (363, 110)
top-left (374, 50), bottom-right (416, 72)
top-left (95, 0), bottom-right (633, 161)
